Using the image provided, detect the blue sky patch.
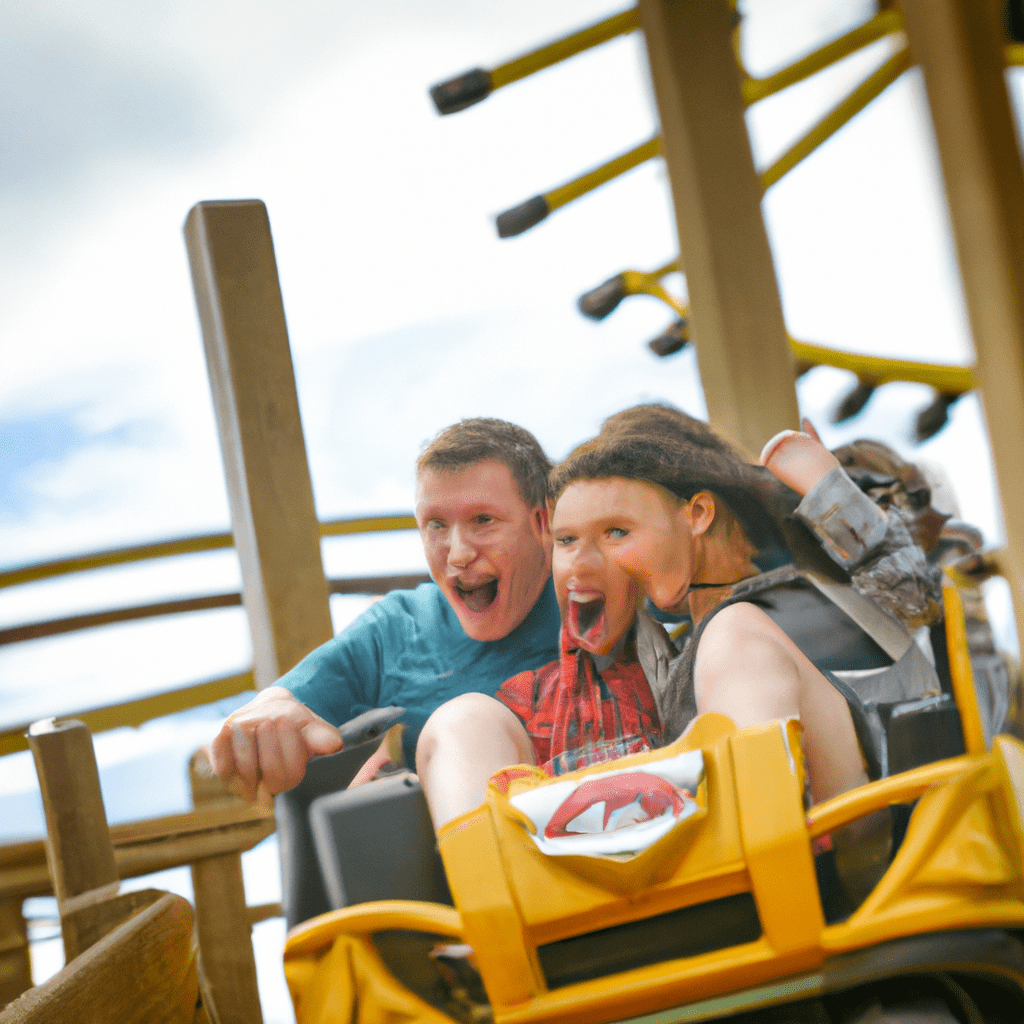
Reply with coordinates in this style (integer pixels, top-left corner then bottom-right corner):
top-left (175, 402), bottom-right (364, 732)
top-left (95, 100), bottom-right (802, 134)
top-left (0, 408), bottom-right (144, 521)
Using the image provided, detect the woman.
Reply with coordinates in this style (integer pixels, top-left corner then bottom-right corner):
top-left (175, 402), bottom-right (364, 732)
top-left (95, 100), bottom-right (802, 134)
top-left (546, 417), bottom-right (871, 807)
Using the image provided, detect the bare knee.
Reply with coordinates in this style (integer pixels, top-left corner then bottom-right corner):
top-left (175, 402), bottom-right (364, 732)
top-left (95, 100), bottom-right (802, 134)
top-left (415, 693), bottom-right (533, 776)
top-left (693, 603), bottom-right (803, 726)
top-left (416, 693), bottom-right (535, 829)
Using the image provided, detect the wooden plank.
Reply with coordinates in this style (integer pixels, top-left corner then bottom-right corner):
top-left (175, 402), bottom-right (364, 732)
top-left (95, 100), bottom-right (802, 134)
top-left (188, 754), bottom-right (263, 1024)
top-left (0, 898), bottom-right (31, 1008)
top-left (637, 0), bottom-right (800, 455)
top-left (900, 0), bottom-right (1024, 652)
top-left (184, 200), bottom-right (333, 688)
top-left (0, 892), bottom-right (197, 1024)
top-left (26, 719), bottom-right (121, 962)
top-left (0, 804), bottom-right (275, 902)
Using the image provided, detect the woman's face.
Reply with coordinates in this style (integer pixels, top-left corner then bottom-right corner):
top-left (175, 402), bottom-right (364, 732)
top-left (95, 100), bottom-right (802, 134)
top-left (553, 477), bottom-right (700, 617)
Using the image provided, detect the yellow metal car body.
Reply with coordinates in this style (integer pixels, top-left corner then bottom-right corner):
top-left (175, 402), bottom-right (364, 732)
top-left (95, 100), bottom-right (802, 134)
top-left (284, 582), bottom-right (1024, 1024)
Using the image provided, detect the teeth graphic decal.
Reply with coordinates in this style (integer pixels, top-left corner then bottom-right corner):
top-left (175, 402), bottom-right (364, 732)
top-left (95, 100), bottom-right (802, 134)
top-left (509, 748), bottom-right (705, 859)
top-left (544, 772), bottom-right (688, 838)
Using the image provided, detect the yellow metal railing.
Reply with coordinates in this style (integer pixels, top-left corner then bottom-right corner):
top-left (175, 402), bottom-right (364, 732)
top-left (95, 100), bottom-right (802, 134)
top-left (0, 514), bottom-right (422, 757)
top-left (576, 257), bottom-right (977, 432)
top-left (0, 514), bottom-right (416, 590)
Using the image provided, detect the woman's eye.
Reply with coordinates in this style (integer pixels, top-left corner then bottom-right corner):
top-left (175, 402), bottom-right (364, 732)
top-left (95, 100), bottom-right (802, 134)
top-left (476, 514), bottom-right (494, 526)
top-left (555, 535), bottom-right (576, 546)
top-left (608, 526), bottom-right (628, 539)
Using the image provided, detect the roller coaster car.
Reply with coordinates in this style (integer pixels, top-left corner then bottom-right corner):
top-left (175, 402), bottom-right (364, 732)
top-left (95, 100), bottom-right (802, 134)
top-left (280, 576), bottom-right (1024, 1024)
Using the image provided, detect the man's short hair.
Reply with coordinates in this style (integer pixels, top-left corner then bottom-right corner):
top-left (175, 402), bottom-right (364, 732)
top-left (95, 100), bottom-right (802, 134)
top-left (417, 418), bottom-right (552, 508)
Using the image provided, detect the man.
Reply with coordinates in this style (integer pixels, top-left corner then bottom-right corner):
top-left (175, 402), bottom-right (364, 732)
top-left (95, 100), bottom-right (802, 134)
top-left (207, 418), bottom-right (561, 802)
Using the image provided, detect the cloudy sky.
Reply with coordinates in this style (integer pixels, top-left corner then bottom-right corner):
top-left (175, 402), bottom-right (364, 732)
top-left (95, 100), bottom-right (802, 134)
top-left (1, 0), bottom-right (1016, 721)
top-left (1, 1), bottom-right (1021, 1013)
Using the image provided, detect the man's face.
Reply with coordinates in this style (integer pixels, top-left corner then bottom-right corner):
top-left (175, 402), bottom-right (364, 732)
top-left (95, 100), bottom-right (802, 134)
top-left (552, 481), bottom-right (642, 655)
top-left (415, 459), bottom-right (552, 642)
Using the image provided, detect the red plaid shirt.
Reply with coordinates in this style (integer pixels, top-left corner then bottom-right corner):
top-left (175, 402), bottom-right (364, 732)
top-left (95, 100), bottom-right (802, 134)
top-left (497, 624), bottom-right (663, 775)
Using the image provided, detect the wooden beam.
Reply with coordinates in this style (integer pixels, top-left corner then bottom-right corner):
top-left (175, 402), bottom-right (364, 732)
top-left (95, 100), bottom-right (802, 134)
top-left (188, 754), bottom-right (263, 1024)
top-left (184, 200), bottom-right (333, 688)
top-left (26, 719), bottom-right (123, 962)
top-left (638, 0), bottom-right (800, 455)
top-left (0, 898), bottom-right (31, 1008)
top-left (899, 0), bottom-right (1024, 652)
top-left (0, 802), bottom-right (275, 903)
top-left (0, 892), bottom-right (198, 1024)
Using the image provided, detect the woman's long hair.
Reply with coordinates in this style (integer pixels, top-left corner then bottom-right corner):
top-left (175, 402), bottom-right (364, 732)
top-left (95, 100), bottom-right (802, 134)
top-left (551, 403), bottom-right (836, 574)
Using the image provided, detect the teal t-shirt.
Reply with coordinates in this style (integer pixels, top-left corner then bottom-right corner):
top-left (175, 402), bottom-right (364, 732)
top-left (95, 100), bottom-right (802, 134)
top-left (281, 577), bottom-right (561, 766)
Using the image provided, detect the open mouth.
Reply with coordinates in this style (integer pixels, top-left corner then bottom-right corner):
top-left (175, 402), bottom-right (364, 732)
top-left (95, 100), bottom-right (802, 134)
top-left (568, 593), bottom-right (605, 647)
top-left (453, 577), bottom-right (499, 613)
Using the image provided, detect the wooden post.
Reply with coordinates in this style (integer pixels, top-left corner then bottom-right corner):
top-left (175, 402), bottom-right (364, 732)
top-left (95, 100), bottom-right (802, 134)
top-left (638, 0), bottom-right (800, 455)
top-left (183, 200), bottom-right (334, 689)
top-left (25, 720), bottom-right (160, 961)
top-left (899, 0), bottom-right (1024, 652)
top-left (27, 719), bottom-right (118, 962)
top-left (188, 752), bottom-right (263, 1024)
top-left (0, 898), bottom-right (31, 1007)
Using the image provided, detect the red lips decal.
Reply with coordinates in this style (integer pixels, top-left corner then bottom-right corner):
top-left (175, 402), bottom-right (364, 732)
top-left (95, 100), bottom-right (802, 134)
top-left (544, 771), bottom-right (689, 839)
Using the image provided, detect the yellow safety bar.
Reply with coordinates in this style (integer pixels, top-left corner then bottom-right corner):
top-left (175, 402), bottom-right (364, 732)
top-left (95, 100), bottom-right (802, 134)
top-left (942, 578), bottom-right (989, 755)
top-left (806, 754), bottom-right (975, 840)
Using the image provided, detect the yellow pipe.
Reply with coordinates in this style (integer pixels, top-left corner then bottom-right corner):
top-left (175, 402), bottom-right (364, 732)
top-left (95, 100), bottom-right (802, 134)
top-left (0, 514), bottom-right (418, 590)
top-left (787, 337), bottom-right (977, 393)
top-left (805, 754), bottom-right (977, 839)
top-left (0, 670), bottom-right (255, 758)
top-left (760, 48), bottom-right (911, 191)
top-left (497, 137), bottom-right (660, 237)
top-left (472, 9), bottom-right (1022, 229)
top-left (501, 46), bottom-right (908, 236)
top-left (545, 136), bottom-right (660, 212)
top-left (741, 8), bottom-right (905, 106)
top-left (490, 8), bottom-right (639, 89)
top-left (943, 579), bottom-right (989, 755)
top-left (620, 269), bottom-right (685, 318)
top-left (603, 270), bottom-right (977, 393)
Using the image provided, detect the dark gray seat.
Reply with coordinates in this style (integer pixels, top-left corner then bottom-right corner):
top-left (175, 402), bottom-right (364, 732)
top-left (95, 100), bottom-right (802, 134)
top-left (309, 772), bottom-right (451, 910)
top-left (275, 706), bottom-right (409, 928)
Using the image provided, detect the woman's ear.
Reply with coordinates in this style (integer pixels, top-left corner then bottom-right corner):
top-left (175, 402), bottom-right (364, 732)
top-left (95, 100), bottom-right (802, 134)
top-left (685, 491), bottom-right (716, 538)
